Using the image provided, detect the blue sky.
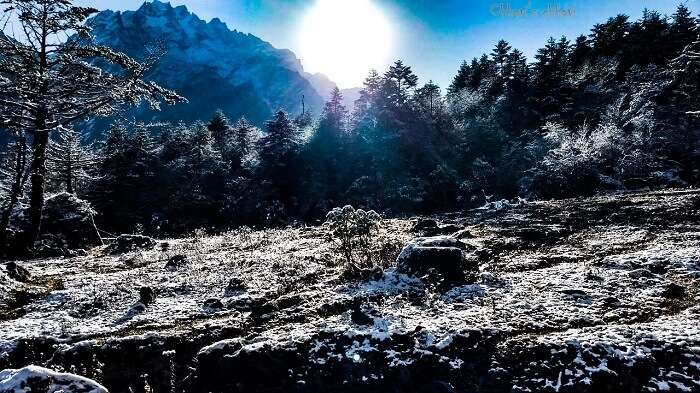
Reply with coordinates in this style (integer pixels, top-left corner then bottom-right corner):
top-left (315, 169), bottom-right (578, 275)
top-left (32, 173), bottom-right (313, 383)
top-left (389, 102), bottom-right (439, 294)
top-left (77, 0), bottom-right (700, 88)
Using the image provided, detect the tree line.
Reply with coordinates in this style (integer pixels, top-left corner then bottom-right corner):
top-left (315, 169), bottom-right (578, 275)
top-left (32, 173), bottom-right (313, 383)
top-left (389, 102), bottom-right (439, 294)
top-left (1, 3), bottom-right (699, 244)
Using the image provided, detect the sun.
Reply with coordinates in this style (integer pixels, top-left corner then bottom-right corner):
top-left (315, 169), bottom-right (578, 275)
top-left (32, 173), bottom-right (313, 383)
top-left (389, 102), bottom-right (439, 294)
top-left (298, 0), bottom-right (393, 88)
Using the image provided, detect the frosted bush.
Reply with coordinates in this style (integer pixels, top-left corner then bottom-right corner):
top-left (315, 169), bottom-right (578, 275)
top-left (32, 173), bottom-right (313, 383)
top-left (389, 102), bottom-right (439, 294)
top-left (324, 205), bottom-right (381, 267)
top-left (524, 121), bottom-right (630, 198)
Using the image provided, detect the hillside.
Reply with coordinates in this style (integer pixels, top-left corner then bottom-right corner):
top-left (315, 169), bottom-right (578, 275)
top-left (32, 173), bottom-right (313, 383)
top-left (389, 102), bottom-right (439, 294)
top-left (1, 189), bottom-right (699, 392)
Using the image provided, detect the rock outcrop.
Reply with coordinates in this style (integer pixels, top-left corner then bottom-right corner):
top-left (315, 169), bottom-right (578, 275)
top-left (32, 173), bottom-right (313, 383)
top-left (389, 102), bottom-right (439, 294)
top-left (4, 193), bottom-right (102, 256)
top-left (107, 235), bottom-right (156, 254)
top-left (396, 236), bottom-right (474, 284)
top-left (40, 193), bottom-right (103, 250)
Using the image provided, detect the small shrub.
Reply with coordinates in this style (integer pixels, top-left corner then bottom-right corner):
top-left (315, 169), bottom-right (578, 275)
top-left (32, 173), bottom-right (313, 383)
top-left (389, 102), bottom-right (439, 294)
top-left (376, 239), bottom-right (403, 268)
top-left (324, 205), bottom-right (381, 267)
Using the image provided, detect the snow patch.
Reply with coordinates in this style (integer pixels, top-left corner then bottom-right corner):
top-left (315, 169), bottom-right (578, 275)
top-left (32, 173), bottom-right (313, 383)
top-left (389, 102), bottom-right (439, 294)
top-left (0, 365), bottom-right (107, 393)
top-left (353, 269), bottom-right (424, 296)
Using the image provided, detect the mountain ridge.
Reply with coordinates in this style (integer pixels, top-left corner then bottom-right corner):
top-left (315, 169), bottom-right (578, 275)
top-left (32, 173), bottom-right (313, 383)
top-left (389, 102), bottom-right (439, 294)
top-left (86, 0), bottom-right (355, 128)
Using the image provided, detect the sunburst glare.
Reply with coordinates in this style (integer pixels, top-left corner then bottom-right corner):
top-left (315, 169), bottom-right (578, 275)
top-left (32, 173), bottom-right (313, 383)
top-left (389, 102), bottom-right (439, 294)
top-left (298, 0), bottom-right (393, 88)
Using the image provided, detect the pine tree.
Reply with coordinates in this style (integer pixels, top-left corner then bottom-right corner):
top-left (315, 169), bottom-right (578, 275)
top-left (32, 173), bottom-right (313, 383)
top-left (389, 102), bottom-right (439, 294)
top-left (469, 55), bottom-right (492, 91)
top-left (591, 14), bottom-right (631, 58)
top-left (322, 87), bottom-right (347, 131)
top-left (207, 110), bottom-right (232, 153)
top-left (258, 111), bottom-right (300, 166)
top-left (352, 70), bottom-right (390, 185)
top-left (415, 81), bottom-right (442, 118)
top-left (0, 0), bottom-right (183, 247)
top-left (132, 125), bottom-right (155, 175)
top-left (353, 69), bottom-right (383, 127)
top-left (386, 60), bottom-right (419, 91)
top-left (497, 49), bottom-right (531, 132)
top-left (532, 37), bottom-right (573, 120)
top-left (257, 111), bottom-right (301, 209)
top-left (89, 123), bottom-right (158, 233)
top-left (358, 70), bottom-right (383, 103)
top-left (569, 35), bottom-right (593, 70)
top-left (305, 88), bottom-right (350, 207)
top-left (0, 132), bottom-right (28, 208)
top-left (449, 61), bottom-right (471, 94)
top-left (185, 124), bottom-right (222, 178)
top-left (506, 49), bottom-right (529, 84)
top-left (167, 123), bottom-right (227, 231)
top-left (294, 111), bottom-right (313, 129)
top-left (311, 88), bottom-right (348, 158)
top-left (91, 123), bottom-right (127, 203)
top-left (491, 39), bottom-right (512, 76)
top-left (47, 127), bottom-right (96, 195)
top-left (232, 117), bottom-right (257, 160)
top-left (415, 80), bottom-right (453, 138)
top-left (669, 5), bottom-right (698, 57)
top-left (384, 60), bottom-right (419, 105)
top-left (629, 9), bottom-right (670, 66)
top-left (482, 40), bottom-right (514, 98)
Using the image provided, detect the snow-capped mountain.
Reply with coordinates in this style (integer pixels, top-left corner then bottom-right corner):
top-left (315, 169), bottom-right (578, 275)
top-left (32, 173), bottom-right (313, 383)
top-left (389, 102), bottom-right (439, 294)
top-left (86, 0), bottom-right (326, 126)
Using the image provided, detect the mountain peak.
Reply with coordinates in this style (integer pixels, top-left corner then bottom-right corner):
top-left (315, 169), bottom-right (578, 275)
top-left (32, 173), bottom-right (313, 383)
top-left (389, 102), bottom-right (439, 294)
top-left (137, 0), bottom-right (176, 14)
top-left (208, 17), bottom-right (229, 31)
top-left (133, 0), bottom-right (196, 23)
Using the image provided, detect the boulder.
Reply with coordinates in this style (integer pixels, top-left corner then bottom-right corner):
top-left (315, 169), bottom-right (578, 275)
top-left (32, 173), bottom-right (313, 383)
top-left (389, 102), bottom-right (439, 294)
top-left (224, 277), bottom-right (247, 296)
top-left (560, 289), bottom-right (591, 301)
top-left (32, 234), bottom-right (73, 258)
top-left (7, 288), bottom-right (37, 309)
top-left (165, 254), bottom-right (188, 270)
top-left (351, 306), bottom-right (374, 326)
top-left (413, 218), bottom-right (438, 232)
top-left (108, 234), bottom-right (156, 254)
top-left (39, 193), bottom-right (103, 250)
top-left (397, 236), bottom-right (473, 284)
top-left (662, 283), bottom-right (686, 299)
top-left (601, 296), bottom-right (621, 307)
top-left (139, 286), bottom-right (156, 306)
top-left (0, 365), bottom-right (107, 393)
top-left (203, 298), bottom-right (224, 310)
top-left (5, 262), bottom-right (30, 282)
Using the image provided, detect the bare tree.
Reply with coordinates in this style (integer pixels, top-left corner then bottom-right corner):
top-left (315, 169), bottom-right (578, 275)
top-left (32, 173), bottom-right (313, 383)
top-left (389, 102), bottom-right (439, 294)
top-left (0, 0), bottom-right (184, 248)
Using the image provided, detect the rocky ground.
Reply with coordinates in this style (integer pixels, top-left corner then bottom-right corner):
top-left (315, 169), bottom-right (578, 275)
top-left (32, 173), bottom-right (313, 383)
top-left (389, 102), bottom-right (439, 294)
top-left (1, 189), bottom-right (699, 393)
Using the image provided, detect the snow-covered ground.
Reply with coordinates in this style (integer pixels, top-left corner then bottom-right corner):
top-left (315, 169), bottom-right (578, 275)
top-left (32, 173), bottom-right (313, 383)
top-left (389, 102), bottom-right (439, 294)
top-left (1, 189), bottom-right (698, 392)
